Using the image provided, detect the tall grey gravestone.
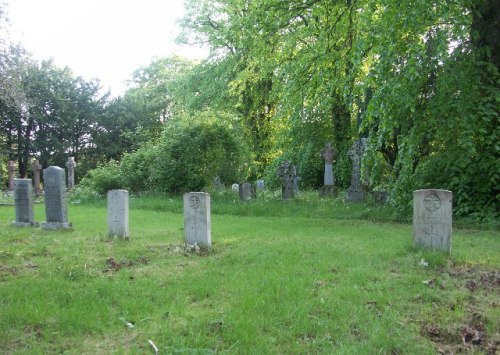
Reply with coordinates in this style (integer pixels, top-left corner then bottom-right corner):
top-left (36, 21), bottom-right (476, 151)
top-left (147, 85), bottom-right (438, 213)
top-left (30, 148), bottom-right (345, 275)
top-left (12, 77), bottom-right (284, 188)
top-left (13, 179), bottom-right (38, 227)
top-left (41, 166), bottom-right (72, 230)
top-left (32, 159), bottom-right (43, 195)
top-left (413, 189), bottom-right (452, 253)
top-left (108, 190), bottom-right (129, 238)
top-left (8, 160), bottom-right (16, 191)
top-left (256, 179), bottom-right (265, 191)
top-left (239, 182), bottom-right (256, 201)
top-left (278, 160), bottom-right (295, 199)
top-left (320, 143), bottom-right (337, 197)
top-left (66, 157), bottom-right (76, 189)
top-left (346, 140), bottom-right (365, 202)
top-left (183, 192), bottom-right (211, 248)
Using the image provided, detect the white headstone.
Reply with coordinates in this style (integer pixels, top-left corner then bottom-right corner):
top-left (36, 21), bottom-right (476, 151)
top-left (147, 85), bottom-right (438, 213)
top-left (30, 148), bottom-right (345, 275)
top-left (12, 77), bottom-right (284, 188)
top-left (13, 179), bottom-right (38, 227)
top-left (107, 190), bottom-right (129, 238)
top-left (413, 189), bottom-right (452, 253)
top-left (256, 179), bottom-right (265, 191)
top-left (231, 183), bottom-right (239, 192)
top-left (41, 166), bottom-right (72, 230)
top-left (183, 192), bottom-right (211, 248)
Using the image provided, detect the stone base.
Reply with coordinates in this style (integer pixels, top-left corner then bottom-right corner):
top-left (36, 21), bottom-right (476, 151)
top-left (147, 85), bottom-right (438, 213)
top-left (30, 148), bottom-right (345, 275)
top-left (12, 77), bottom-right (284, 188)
top-left (346, 189), bottom-right (364, 202)
top-left (319, 185), bottom-right (338, 197)
top-left (12, 221), bottom-right (40, 227)
top-left (41, 222), bottom-right (73, 230)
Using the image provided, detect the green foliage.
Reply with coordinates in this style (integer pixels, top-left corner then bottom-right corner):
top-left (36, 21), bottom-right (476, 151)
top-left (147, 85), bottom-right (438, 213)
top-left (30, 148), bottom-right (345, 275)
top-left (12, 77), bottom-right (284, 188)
top-left (79, 161), bottom-right (122, 196)
top-left (119, 143), bottom-right (158, 193)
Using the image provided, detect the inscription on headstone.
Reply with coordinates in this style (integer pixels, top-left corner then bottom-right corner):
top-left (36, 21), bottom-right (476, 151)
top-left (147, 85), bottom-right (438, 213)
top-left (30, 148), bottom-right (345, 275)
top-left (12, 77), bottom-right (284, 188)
top-left (239, 182), bottom-right (256, 201)
top-left (8, 160), bottom-right (16, 191)
top-left (66, 157), bottom-right (76, 189)
top-left (13, 179), bottom-right (38, 227)
top-left (32, 159), bottom-right (43, 195)
top-left (41, 166), bottom-right (72, 230)
top-left (346, 140), bottom-right (365, 202)
top-left (413, 189), bottom-right (452, 253)
top-left (183, 192), bottom-right (211, 248)
top-left (278, 161), bottom-right (296, 199)
top-left (108, 190), bottom-right (129, 238)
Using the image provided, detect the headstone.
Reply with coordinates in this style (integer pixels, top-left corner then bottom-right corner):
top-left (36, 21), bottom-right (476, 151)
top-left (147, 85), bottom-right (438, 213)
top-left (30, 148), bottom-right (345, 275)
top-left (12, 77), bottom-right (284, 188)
top-left (8, 160), bottom-right (16, 191)
top-left (183, 192), bottom-right (211, 248)
top-left (293, 176), bottom-right (301, 195)
top-left (256, 179), bottom-right (265, 191)
top-left (239, 182), bottom-right (256, 201)
top-left (277, 160), bottom-right (296, 199)
top-left (66, 157), bottom-right (76, 189)
top-left (360, 138), bottom-right (369, 187)
top-left (107, 189), bottom-right (129, 238)
top-left (213, 176), bottom-right (223, 190)
top-left (413, 189), bottom-right (452, 253)
top-left (41, 166), bottom-right (72, 230)
top-left (346, 140), bottom-right (365, 202)
top-left (231, 183), bottom-right (239, 192)
top-left (322, 143), bottom-right (335, 186)
top-left (32, 159), bottom-right (43, 195)
top-left (12, 179), bottom-right (38, 227)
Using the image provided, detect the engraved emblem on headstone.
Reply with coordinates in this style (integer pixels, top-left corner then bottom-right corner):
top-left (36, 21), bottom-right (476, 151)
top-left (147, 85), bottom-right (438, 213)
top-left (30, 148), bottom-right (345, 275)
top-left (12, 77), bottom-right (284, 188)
top-left (424, 194), bottom-right (441, 212)
top-left (190, 195), bottom-right (200, 209)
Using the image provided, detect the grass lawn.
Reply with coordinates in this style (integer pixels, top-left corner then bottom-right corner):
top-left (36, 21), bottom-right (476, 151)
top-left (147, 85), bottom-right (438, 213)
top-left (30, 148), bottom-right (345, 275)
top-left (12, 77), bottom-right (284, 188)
top-left (0, 192), bottom-right (499, 354)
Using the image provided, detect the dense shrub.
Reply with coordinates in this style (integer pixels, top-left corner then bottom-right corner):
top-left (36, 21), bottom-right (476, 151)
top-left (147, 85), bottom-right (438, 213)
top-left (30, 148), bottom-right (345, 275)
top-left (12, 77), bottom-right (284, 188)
top-left (78, 160), bottom-right (122, 195)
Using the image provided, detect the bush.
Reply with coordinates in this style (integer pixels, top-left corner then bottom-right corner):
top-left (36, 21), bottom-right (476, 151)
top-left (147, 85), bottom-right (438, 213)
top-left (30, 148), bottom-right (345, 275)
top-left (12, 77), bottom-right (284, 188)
top-left (79, 160), bottom-right (122, 195)
top-left (120, 143), bottom-right (158, 192)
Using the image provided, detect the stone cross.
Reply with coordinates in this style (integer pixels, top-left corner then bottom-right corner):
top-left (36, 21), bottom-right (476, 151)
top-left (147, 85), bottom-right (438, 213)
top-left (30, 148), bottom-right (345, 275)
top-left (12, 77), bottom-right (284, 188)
top-left (8, 160), bottom-right (16, 191)
top-left (66, 157), bottom-right (76, 189)
top-left (41, 166), bottom-right (72, 230)
top-left (32, 159), bottom-right (43, 195)
top-left (322, 143), bottom-right (336, 186)
top-left (413, 189), bottom-right (452, 253)
top-left (346, 140), bottom-right (365, 202)
top-left (108, 190), bottom-right (129, 238)
top-left (277, 160), bottom-right (296, 199)
top-left (183, 192), bottom-right (211, 248)
top-left (239, 182), bottom-right (256, 201)
top-left (13, 179), bottom-right (38, 227)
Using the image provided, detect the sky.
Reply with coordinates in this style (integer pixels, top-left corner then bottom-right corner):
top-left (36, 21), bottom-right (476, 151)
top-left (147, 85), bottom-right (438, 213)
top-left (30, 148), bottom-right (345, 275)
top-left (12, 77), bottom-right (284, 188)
top-left (5, 0), bottom-right (208, 96)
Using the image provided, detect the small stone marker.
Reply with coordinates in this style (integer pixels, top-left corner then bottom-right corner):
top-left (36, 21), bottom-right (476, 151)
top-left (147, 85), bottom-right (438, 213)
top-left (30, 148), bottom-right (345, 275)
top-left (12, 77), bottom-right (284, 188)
top-left (413, 189), bottom-right (452, 253)
top-left (66, 157), bottom-right (76, 189)
top-left (277, 160), bottom-right (296, 199)
top-left (239, 182), bottom-right (256, 201)
top-left (213, 176), bottom-right (223, 190)
top-left (231, 183), bottom-right (239, 192)
top-left (322, 143), bottom-right (335, 186)
top-left (293, 176), bottom-right (301, 195)
top-left (8, 160), bottom-right (16, 191)
top-left (32, 159), bottom-right (43, 195)
top-left (13, 179), bottom-right (38, 227)
top-left (183, 192), bottom-right (211, 248)
top-left (41, 166), bottom-right (72, 230)
top-left (346, 140), bottom-right (365, 202)
top-left (107, 189), bottom-right (129, 238)
top-left (256, 179), bottom-right (265, 191)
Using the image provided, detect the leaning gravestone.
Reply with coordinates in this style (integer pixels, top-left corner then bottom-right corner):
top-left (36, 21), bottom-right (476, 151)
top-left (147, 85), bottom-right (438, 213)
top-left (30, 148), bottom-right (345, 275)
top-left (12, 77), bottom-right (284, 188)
top-left (413, 189), bottom-right (452, 253)
top-left (8, 160), bottom-right (16, 191)
top-left (41, 166), bottom-right (72, 230)
top-left (346, 140), bottom-right (365, 202)
top-left (66, 157), bottom-right (76, 189)
top-left (108, 190), bottom-right (129, 238)
top-left (239, 182), bottom-right (256, 201)
top-left (13, 179), bottom-right (38, 227)
top-left (277, 160), bottom-right (295, 199)
top-left (183, 192), bottom-right (211, 248)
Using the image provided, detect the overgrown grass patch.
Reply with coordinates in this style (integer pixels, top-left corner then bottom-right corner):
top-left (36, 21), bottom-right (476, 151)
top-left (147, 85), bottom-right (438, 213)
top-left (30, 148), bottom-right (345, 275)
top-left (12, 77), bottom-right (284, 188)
top-left (0, 195), bottom-right (498, 353)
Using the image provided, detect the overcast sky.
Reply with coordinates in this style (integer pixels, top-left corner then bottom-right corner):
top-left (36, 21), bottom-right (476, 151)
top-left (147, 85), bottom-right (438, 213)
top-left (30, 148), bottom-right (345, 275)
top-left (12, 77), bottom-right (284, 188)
top-left (6, 0), bottom-right (207, 96)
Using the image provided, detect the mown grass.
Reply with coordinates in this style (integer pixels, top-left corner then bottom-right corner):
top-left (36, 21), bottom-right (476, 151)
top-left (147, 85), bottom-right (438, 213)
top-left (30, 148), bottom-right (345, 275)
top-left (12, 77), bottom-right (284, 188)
top-left (0, 191), bottom-right (499, 354)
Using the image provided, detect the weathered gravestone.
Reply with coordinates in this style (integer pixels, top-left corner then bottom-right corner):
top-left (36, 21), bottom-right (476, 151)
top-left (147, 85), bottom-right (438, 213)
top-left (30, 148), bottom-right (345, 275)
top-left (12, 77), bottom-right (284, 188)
top-left (413, 189), bottom-right (452, 253)
top-left (66, 157), bottom-right (76, 189)
top-left (108, 190), bottom-right (129, 238)
top-left (256, 179), bottom-right (265, 191)
top-left (32, 159), bottom-right (43, 195)
top-left (277, 160), bottom-right (296, 199)
top-left (239, 182), bottom-right (256, 201)
top-left (293, 175), bottom-right (301, 195)
top-left (320, 143), bottom-right (337, 196)
top-left (346, 140), bottom-right (365, 202)
top-left (41, 166), bottom-right (72, 230)
top-left (8, 160), bottom-right (16, 191)
top-left (13, 179), bottom-right (38, 227)
top-left (231, 183), bottom-right (239, 192)
top-left (183, 192), bottom-right (211, 248)
top-left (213, 176), bottom-right (223, 190)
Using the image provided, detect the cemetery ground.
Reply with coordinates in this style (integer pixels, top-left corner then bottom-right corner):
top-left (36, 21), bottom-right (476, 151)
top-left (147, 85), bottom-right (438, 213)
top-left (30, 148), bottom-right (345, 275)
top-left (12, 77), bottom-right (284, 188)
top-left (0, 192), bottom-right (499, 354)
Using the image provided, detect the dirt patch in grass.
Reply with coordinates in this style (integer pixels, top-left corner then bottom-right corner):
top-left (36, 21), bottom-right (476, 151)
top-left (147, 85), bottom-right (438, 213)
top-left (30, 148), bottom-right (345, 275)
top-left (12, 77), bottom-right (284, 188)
top-left (103, 256), bottom-right (149, 272)
top-left (422, 265), bottom-right (500, 354)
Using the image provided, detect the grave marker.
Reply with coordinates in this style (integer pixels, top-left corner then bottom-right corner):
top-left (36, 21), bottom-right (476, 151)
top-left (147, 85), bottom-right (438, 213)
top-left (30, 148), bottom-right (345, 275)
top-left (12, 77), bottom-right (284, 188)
top-left (41, 166), bottom-right (72, 230)
top-left (278, 161), bottom-right (296, 199)
top-left (8, 160), bottom-right (16, 191)
top-left (183, 192), bottom-right (211, 248)
top-left (239, 182), bottom-right (256, 201)
top-left (32, 159), bottom-right (43, 195)
top-left (107, 190), bottom-right (129, 238)
top-left (346, 140), bottom-right (365, 202)
top-left (13, 179), bottom-right (38, 227)
top-left (413, 189), bottom-right (452, 253)
top-left (66, 157), bottom-right (76, 189)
